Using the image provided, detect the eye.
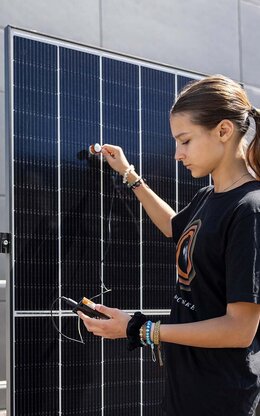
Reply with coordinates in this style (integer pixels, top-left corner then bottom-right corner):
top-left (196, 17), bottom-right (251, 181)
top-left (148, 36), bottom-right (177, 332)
top-left (182, 140), bottom-right (190, 145)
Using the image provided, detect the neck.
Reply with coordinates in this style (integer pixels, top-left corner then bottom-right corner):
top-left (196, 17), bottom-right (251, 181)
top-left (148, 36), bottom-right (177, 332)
top-left (212, 161), bottom-right (253, 193)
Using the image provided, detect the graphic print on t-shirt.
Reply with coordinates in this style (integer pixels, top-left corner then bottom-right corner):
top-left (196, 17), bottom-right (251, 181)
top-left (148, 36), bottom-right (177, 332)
top-left (176, 219), bottom-right (201, 291)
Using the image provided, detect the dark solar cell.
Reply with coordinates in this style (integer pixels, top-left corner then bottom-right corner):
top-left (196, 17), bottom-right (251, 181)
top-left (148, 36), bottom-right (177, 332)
top-left (61, 317), bottom-right (102, 415)
top-left (13, 37), bottom-right (58, 311)
top-left (141, 67), bottom-right (176, 309)
top-left (60, 48), bottom-right (101, 302)
top-left (15, 317), bottom-right (59, 415)
top-left (142, 314), bottom-right (168, 416)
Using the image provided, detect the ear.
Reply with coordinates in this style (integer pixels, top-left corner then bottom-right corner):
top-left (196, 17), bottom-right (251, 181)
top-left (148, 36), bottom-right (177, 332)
top-left (217, 119), bottom-right (235, 143)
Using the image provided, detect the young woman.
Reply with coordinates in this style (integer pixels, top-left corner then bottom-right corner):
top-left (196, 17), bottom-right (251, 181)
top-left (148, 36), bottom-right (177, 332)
top-left (78, 75), bottom-right (260, 415)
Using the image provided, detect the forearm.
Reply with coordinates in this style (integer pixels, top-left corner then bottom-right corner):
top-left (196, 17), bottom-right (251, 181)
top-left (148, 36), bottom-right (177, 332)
top-left (79, 303), bottom-right (260, 348)
top-left (160, 314), bottom-right (253, 348)
top-left (127, 171), bottom-right (176, 237)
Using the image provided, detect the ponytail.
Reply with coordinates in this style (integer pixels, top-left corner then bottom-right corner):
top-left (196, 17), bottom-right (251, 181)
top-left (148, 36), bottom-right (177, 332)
top-left (246, 108), bottom-right (260, 180)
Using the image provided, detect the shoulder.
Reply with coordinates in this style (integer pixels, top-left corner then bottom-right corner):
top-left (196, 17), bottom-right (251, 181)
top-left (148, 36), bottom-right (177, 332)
top-left (192, 185), bottom-right (213, 202)
top-left (233, 181), bottom-right (260, 218)
top-left (211, 181), bottom-right (260, 219)
top-left (197, 185), bottom-right (214, 195)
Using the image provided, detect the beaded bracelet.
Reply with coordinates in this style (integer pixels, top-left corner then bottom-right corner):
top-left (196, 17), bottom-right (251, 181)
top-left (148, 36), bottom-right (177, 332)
top-left (146, 320), bottom-right (152, 345)
top-left (139, 324), bottom-right (147, 347)
top-left (123, 165), bottom-right (135, 184)
top-left (145, 321), bottom-right (156, 362)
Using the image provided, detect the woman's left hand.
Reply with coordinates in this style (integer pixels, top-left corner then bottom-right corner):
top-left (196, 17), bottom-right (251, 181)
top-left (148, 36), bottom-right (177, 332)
top-left (77, 304), bottom-right (131, 339)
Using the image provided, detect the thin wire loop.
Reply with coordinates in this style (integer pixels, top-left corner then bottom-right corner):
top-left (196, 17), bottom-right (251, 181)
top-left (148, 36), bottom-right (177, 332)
top-left (50, 297), bottom-right (85, 344)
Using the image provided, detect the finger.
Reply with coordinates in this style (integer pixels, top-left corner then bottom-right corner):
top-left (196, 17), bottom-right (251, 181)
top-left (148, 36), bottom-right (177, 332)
top-left (102, 144), bottom-right (118, 151)
top-left (77, 311), bottom-right (92, 326)
top-left (77, 310), bottom-right (88, 319)
top-left (102, 144), bottom-right (117, 158)
top-left (101, 148), bottom-right (113, 158)
top-left (95, 304), bottom-right (113, 318)
top-left (102, 149), bottom-right (116, 159)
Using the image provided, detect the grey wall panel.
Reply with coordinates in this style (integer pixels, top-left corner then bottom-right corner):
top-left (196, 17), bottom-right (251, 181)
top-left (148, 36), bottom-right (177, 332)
top-left (102, 0), bottom-right (240, 80)
top-left (0, 30), bottom-right (4, 92)
top-left (0, 0), bottom-right (260, 94)
top-left (0, 92), bottom-right (5, 196)
top-left (240, 0), bottom-right (260, 88)
top-left (0, 392), bottom-right (6, 411)
top-left (0, 0), bottom-right (100, 47)
top-left (245, 84), bottom-right (260, 107)
top-left (0, 197), bottom-right (8, 232)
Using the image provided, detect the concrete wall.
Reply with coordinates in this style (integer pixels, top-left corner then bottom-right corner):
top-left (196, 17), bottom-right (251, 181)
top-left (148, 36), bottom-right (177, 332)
top-left (0, 0), bottom-right (260, 412)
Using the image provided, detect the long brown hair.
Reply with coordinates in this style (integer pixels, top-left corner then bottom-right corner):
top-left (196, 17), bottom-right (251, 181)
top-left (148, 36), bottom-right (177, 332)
top-left (170, 75), bottom-right (260, 179)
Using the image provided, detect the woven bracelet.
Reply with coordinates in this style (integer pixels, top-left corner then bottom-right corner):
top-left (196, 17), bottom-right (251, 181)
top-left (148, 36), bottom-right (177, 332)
top-left (129, 177), bottom-right (147, 190)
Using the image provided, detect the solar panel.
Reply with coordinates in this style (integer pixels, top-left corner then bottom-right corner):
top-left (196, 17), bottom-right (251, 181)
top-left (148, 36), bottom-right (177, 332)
top-left (7, 27), bottom-right (209, 416)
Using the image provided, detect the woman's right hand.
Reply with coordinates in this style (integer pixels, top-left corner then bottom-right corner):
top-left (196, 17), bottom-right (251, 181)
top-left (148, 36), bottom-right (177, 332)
top-left (101, 144), bottom-right (130, 176)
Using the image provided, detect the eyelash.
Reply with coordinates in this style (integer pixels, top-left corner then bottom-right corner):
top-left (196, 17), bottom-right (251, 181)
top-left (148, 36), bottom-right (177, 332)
top-left (182, 140), bottom-right (190, 145)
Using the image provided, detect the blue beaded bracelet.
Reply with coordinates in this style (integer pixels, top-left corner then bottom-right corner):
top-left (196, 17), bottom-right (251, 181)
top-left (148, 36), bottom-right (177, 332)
top-left (145, 320), bottom-right (156, 363)
top-left (146, 320), bottom-right (153, 345)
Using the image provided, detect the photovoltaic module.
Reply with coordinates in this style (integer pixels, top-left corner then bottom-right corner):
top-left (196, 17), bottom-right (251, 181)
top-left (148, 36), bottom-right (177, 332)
top-left (7, 27), bottom-right (210, 416)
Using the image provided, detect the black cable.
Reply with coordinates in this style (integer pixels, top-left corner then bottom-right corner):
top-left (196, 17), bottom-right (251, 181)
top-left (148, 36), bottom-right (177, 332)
top-left (91, 173), bottom-right (141, 300)
top-left (90, 176), bottom-right (116, 300)
top-left (50, 296), bottom-right (85, 344)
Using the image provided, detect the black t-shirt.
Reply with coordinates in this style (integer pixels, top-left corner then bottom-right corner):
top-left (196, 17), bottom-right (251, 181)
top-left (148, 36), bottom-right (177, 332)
top-left (164, 181), bottom-right (260, 416)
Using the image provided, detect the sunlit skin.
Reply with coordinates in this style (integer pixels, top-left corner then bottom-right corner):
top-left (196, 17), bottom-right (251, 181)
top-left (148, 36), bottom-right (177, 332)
top-left (170, 112), bottom-right (253, 192)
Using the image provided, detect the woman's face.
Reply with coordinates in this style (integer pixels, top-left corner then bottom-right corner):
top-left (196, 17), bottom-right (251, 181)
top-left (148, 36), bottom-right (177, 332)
top-left (170, 112), bottom-right (225, 178)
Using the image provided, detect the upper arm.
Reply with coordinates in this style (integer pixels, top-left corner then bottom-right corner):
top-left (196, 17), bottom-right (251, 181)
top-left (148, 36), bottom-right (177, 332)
top-left (227, 302), bottom-right (260, 347)
top-left (225, 213), bottom-right (260, 304)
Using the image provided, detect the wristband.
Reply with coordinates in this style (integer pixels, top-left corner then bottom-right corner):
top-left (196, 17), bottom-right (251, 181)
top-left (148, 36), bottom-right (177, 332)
top-left (153, 320), bottom-right (161, 345)
top-left (126, 311), bottom-right (147, 351)
top-left (153, 320), bottom-right (163, 366)
top-left (128, 177), bottom-right (148, 190)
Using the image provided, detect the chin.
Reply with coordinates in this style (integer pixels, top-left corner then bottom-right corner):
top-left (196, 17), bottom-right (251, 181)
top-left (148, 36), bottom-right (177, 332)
top-left (190, 170), bottom-right (201, 178)
top-left (190, 169), bottom-right (209, 179)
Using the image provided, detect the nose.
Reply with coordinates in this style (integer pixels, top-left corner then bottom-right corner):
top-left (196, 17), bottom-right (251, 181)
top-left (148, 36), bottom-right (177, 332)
top-left (174, 143), bottom-right (185, 162)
